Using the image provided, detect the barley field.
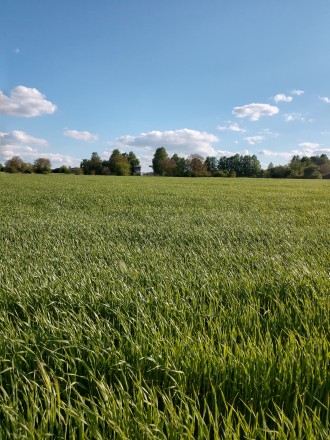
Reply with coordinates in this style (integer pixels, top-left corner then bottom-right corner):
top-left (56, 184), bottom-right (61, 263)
top-left (0, 174), bottom-right (329, 439)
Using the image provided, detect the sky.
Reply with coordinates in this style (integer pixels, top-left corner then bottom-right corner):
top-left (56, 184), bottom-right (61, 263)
top-left (1, 0), bottom-right (330, 172)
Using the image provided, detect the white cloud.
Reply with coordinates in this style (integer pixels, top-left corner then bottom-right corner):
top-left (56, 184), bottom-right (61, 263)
top-left (259, 143), bottom-right (330, 161)
top-left (274, 94), bottom-right (293, 103)
top-left (259, 149), bottom-right (293, 160)
top-left (115, 128), bottom-right (220, 157)
top-left (260, 128), bottom-right (279, 138)
top-left (0, 86), bottom-right (57, 117)
top-left (319, 96), bottom-right (330, 104)
top-left (64, 129), bottom-right (99, 142)
top-left (284, 113), bottom-right (305, 122)
top-left (34, 153), bottom-right (78, 166)
top-left (244, 135), bottom-right (265, 145)
top-left (291, 89), bottom-right (304, 96)
top-left (0, 130), bottom-right (48, 147)
top-left (233, 103), bottom-right (279, 121)
top-left (0, 130), bottom-right (78, 168)
top-left (217, 122), bottom-right (246, 133)
top-left (298, 142), bottom-right (320, 149)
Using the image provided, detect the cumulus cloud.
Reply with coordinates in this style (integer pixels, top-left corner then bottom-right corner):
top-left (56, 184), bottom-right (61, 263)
top-left (64, 129), bottom-right (99, 142)
top-left (0, 130), bottom-right (78, 167)
top-left (217, 122), bottom-right (246, 132)
top-left (291, 89), bottom-right (304, 96)
top-left (319, 96), bottom-right (330, 104)
top-left (114, 129), bottom-right (220, 157)
top-left (0, 130), bottom-right (48, 147)
top-left (274, 94), bottom-right (293, 103)
top-left (233, 103), bottom-right (279, 121)
top-left (0, 86), bottom-right (57, 117)
top-left (244, 135), bottom-right (265, 145)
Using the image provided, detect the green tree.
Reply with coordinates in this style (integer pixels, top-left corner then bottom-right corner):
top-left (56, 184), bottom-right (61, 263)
top-left (243, 154), bottom-right (261, 177)
top-left (33, 158), bottom-right (51, 174)
top-left (187, 154), bottom-right (209, 177)
top-left (5, 156), bottom-right (26, 173)
top-left (266, 162), bottom-right (275, 177)
top-left (152, 147), bottom-right (168, 175)
top-left (127, 151), bottom-right (140, 174)
top-left (161, 158), bottom-right (178, 176)
top-left (171, 154), bottom-right (187, 176)
top-left (303, 164), bottom-right (322, 179)
top-left (205, 156), bottom-right (217, 173)
top-left (289, 155), bottom-right (304, 178)
top-left (23, 163), bottom-right (34, 173)
top-left (80, 152), bottom-right (103, 175)
top-left (109, 149), bottom-right (131, 175)
top-left (320, 161), bottom-right (330, 178)
top-left (80, 159), bottom-right (90, 174)
top-left (270, 165), bottom-right (291, 178)
top-left (89, 152), bottom-right (103, 175)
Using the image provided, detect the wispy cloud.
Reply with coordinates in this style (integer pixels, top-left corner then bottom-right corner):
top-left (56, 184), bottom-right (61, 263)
top-left (259, 149), bottom-right (293, 160)
top-left (64, 129), bottom-right (99, 142)
top-left (244, 136), bottom-right (265, 145)
top-left (217, 122), bottom-right (246, 133)
top-left (291, 89), bottom-right (304, 96)
top-left (0, 86), bottom-right (57, 117)
top-left (283, 113), bottom-right (305, 122)
top-left (319, 96), bottom-right (330, 104)
top-left (233, 103), bottom-right (279, 121)
top-left (260, 128), bottom-right (279, 138)
top-left (298, 142), bottom-right (320, 150)
top-left (274, 94), bottom-right (293, 103)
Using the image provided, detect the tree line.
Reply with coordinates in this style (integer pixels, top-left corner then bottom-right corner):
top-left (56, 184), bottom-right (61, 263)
top-left (80, 150), bottom-right (140, 175)
top-left (151, 147), bottom-right (262, 177)
top-left (151, 148), bottom-right (330, 178)
top-left (0, 156), bottom-right (52, 174)
top-left (0, 150), bottom-right (141, 176)
top-left (266, 154), bottom-right (330, 179)
top-left (1, 149), bottom-right (330, 178)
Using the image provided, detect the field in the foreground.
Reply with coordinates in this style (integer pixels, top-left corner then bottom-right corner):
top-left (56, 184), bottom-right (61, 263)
top-left (0, 174), bottom-right (329, 439)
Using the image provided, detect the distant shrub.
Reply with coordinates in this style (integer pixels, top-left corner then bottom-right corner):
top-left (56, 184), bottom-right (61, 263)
top-left (213, 170), bottom-right (227, 177)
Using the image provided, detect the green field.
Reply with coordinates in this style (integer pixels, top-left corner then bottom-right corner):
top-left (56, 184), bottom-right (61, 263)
top-left (0, 174), bottom-right (329, 439)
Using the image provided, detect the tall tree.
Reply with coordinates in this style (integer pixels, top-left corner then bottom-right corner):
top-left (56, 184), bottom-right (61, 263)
top-left (289, 155), bottom-right (304, 178)
top-left (90, 152), bottom-right (103, 175)
top-left (152, 147), bottom-right (168, 175)
top-left (123, 151), bottom-right (140, 174)
top-left (109, 149), bottom-right (131, 175)
top-left (171, 154), bottom-right (187, 176)
top-left (205, 156), bottom-right (217, 172)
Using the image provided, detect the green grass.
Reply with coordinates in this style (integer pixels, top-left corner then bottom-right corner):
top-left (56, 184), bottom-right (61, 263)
top-left (0, 174), bottom-right (329, 439)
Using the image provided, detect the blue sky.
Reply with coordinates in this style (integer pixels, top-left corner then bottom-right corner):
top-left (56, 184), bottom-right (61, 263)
top-left (1, 0), bottom-right (330, 172)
